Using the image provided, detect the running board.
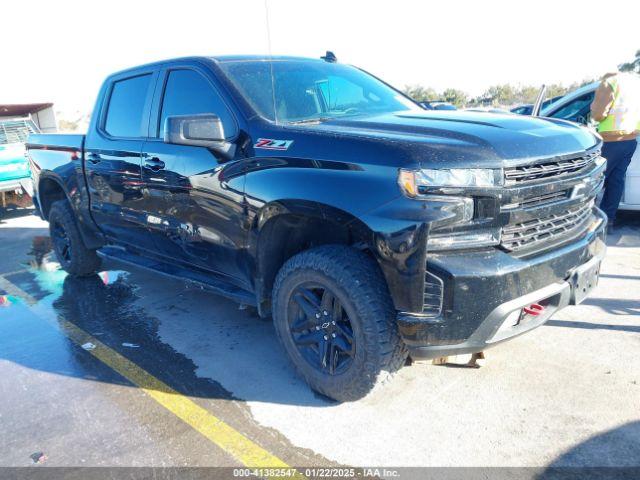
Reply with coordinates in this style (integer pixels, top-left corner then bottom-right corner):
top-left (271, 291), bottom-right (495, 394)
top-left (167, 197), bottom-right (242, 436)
top-left (98, 246), bottom-right (256, 306)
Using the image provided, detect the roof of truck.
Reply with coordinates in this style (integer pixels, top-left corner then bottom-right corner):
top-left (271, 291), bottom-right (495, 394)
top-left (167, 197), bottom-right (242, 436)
top-left (210, 55), bottom-right (324, 63)
top-left (109, 55), bottom-right (324, 78)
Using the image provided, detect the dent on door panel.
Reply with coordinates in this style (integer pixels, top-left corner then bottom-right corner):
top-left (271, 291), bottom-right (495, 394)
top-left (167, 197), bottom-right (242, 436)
top-left (140, 142), bottom-right (248, 284)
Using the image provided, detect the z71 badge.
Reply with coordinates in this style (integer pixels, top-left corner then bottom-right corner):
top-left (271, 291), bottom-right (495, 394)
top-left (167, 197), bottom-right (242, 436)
top-left (254, 138), bottom-right (294, 150)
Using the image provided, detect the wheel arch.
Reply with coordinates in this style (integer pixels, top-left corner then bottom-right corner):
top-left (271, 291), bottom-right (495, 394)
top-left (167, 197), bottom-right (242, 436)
top-left (250, 200), bottom-right (377, 316)
top-left (38, 175), bottom-right (69, 220)
top-left (37, 172), bottom-right (104, 249)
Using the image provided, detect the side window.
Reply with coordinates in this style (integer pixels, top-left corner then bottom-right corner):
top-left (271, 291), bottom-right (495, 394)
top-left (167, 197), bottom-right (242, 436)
top-left (549, 92), bottom-right (595, 124)
top-left (159, 69), bottom-right (236, 139)
top-left (104, 74), bottom-right (152, 137)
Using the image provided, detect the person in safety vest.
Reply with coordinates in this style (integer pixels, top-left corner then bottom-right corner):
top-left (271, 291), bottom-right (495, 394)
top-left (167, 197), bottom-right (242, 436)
top-left (590, 67), bottom-right (640, 233)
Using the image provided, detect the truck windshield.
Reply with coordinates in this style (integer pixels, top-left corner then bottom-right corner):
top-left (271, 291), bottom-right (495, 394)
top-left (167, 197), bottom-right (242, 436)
top-left (218, 59), bottom-right (420, 124)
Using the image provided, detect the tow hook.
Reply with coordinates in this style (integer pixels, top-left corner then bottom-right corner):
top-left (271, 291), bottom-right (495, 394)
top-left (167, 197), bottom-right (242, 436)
top-left (523, 303), bottom-right (545, 316)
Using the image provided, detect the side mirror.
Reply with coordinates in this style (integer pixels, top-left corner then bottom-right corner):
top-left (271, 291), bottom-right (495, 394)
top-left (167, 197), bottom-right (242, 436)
top-left (164, 114), bottom-right (235, 159)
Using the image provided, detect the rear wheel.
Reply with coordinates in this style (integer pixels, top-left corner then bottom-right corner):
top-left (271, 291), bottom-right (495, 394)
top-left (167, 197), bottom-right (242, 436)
top-left (272, 245), bottom-right (407, 401)
top-left (48, 200), bottom-right (101, 276)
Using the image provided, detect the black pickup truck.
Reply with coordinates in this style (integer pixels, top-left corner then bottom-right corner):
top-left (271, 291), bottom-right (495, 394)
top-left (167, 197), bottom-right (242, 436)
top-left (27, 55), bottom-right (607, 401)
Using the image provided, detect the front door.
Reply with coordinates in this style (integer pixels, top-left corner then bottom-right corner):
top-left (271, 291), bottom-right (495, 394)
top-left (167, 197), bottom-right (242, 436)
top-left (140, 66), bottom-right (248, 285)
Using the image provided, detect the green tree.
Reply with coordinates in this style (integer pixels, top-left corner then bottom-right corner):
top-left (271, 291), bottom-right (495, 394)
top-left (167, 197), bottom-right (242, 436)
top-left (481, 84), bottom-right (518, 106)
top-left (403, 85), bottom-right (438, 102)
top-left (57, 119), bottom-right (79, 132)
top-left (545, 83), bottom-right (569, 100)
top-left (441, 88), bottom-right (468, 107)
top-left (619, 49), bottom-right (640, 73)
top-left (516, 85), bottom-right (540, 104)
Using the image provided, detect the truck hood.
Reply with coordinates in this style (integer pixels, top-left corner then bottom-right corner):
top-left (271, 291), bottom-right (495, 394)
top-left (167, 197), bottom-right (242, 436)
top-left (303, 110), bottom-right (599, 168)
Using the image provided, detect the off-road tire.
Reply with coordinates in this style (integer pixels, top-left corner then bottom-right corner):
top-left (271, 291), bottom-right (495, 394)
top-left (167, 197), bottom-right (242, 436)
top-left (48, 200), bottom-right (101, 276)
top-left (272, 245), bottom-right (408, 401)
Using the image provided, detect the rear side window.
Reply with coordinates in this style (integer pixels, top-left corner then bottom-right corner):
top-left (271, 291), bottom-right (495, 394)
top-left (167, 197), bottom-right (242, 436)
top-left (104, 74), bottom-right (152, 138)
top-left (159, 69), bottom-right (236, 139)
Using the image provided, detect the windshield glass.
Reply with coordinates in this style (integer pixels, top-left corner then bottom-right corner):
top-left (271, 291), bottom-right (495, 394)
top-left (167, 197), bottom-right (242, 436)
top-left (218, 59), bottom-right (420, 123)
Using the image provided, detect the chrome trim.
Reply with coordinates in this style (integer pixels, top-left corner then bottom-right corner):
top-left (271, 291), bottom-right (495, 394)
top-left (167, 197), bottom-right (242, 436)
top-left (504, 152), bottom-right (600, 185)
top-left (422, 270), bottom-right (444, 317)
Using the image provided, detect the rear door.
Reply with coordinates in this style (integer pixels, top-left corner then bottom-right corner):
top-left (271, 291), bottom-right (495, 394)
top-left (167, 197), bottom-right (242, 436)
top-left (140, 63), bottom-right (248, 285)
top-left (84, 69), bottom-right (159, 250)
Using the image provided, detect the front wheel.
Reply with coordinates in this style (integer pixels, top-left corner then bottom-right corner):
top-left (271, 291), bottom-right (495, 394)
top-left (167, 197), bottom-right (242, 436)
top-left (272, 245), bottom-right (407, 402)
top-left (48, 200), bottom-right (101, 276)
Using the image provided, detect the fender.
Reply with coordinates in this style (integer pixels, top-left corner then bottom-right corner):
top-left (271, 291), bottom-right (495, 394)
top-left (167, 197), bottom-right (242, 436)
top-left (248, 195), bottom-right (436, 314)
top-left (241, 149), bottom-right (475, 313)
top-left (32, 156), bottom-right (104, 250)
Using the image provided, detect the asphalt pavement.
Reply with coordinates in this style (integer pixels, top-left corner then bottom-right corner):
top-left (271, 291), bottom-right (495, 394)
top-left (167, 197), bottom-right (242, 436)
top-left (0, 208), bottom-right (638, 473)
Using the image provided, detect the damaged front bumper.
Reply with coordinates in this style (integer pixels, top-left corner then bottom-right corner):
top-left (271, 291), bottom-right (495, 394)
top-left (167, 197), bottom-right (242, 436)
top-left (398, 208), bottom-right (607, 361)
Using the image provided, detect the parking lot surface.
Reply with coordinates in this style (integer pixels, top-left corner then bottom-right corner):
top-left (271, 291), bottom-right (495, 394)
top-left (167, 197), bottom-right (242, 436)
top-left (1, 208), bottom-right (639, 469)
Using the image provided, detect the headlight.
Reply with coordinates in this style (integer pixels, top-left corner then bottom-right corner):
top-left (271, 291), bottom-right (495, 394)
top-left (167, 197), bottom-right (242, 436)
top-left (398, 168), bottom-right (501, 197)
top-left (427, 228), bottom-right (501, 251)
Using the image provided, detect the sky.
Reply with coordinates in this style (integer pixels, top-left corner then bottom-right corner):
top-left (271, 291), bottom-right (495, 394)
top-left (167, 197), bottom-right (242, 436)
top-left (1, 0), bottom-right (639, 114)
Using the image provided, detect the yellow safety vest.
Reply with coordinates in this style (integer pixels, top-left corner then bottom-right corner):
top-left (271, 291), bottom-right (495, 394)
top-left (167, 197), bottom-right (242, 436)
top-left (597, 73), bottom-right (640, 134)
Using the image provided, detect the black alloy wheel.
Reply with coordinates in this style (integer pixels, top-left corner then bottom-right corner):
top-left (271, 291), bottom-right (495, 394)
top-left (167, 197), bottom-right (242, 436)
top-left (287, 284), bottom-right (355, 375)
top-left (47, 200), bottom-right (101, 276)
top-left (272, 245), bottom-right (408, 401)
top-left (51, 219), bottom-right (72, 263)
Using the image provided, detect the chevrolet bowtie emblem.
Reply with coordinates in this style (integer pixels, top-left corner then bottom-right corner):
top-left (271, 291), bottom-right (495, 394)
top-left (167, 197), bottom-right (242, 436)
top-left (571, 182), bottom-right (588, 199)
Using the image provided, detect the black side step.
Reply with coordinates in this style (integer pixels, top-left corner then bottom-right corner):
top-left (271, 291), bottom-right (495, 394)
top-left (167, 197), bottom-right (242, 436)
top-left (98, 246), bottom-right (256, 306)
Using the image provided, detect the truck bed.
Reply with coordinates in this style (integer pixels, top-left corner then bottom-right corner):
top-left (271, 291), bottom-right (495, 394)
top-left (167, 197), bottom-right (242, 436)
top-left (26, 133), bottom-right (87, 221)
top-left (27, 133), bottom-right (85, 152)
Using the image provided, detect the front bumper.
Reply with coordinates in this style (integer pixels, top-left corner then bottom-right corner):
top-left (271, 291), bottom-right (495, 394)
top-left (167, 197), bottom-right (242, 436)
top-left (399, 208), bottom-right (607, 360)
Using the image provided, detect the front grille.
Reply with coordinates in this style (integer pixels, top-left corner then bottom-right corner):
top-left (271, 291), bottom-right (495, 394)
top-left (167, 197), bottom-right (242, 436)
top-left (503, 190), bottom-right (570, 210)
top-left (423, 271), bottom-right (444, 316)
top-left (501, 200), bottom-right (594, 252)
top-left (504, 151), bottom-right (599, 185)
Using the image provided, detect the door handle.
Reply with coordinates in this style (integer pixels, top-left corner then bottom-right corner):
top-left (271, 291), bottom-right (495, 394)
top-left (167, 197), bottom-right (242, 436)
top-left (144, 157), bottom-right (165, 171)
top-left (87, 153), bottom-right (101, 164)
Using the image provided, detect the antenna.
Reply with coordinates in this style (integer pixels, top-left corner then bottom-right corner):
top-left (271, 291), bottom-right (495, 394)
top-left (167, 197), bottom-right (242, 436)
top-left (321, 51), bottom-right (337, 63)
top-left (263, 0), bottom-right (278, 124)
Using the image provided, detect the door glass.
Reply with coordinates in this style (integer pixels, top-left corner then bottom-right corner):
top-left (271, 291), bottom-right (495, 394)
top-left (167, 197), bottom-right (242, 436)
top-left (159, 69), bottom-right (236, 138)
top-left (104, 74), bottom-right (152, 137)
top-left (548, 92), bottom-right (595, 123)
